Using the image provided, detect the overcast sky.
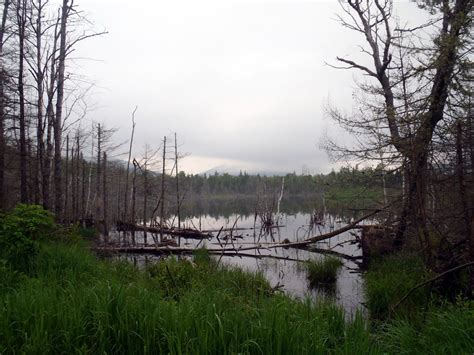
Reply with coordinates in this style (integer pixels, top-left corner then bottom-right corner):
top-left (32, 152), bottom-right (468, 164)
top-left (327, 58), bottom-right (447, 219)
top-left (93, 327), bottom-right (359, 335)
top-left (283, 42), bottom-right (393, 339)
top-left (70, 0), bottom-right (426, 175)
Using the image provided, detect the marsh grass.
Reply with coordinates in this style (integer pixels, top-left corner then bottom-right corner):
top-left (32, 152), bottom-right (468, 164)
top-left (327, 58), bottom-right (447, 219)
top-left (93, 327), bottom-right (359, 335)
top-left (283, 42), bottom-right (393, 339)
top-left (306, 256), bottom-right (344, 287)
top-left (364, 252), bottom-right (433, 320)
top-left (0, 242), bottom-right (369, 354)
top-left (0, 240), bottom-right (472, 354)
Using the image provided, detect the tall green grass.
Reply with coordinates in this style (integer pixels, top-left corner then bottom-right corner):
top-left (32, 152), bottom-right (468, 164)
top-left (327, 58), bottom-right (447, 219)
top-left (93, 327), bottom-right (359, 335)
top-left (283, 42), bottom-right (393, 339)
top-left (306, 256), bottom-right (344, 287)
top-left (364, 252), bottom-right (432, 320)
top-left (0, 242), bottom-right (371, 354)
top-left (0, 241), bottom-right (472, 354)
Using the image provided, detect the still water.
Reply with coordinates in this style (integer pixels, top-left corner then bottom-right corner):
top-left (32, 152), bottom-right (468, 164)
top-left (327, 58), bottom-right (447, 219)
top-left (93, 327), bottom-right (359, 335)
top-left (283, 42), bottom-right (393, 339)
top-left (110, 198), bottom-right (370, 316)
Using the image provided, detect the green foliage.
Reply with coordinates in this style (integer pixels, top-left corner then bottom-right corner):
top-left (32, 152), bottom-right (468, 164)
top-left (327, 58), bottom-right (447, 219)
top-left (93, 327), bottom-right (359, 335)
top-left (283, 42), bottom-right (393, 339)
top-left (364, 252), bottom-right (433, 320)
top-left (3, 204), bottom-right (56, 241)
top-left (56, 224), bottom-right (97, 244)
top-left (78, 225), bottom-right (98, 239)
top-left (0, 204), bottom-right (55, 273)
top-left (146, 257), bottom-right (196, 300)
top-left (377, 300), bottom-right (474, 353)
top-left (0, 260), bottom-right (25, 290)
top-left (0, 241), bottom-right (471, 354)
top-left (306, 256), bottom-right (344, 287)
top-left (171, 165), bottom-right (402, 199)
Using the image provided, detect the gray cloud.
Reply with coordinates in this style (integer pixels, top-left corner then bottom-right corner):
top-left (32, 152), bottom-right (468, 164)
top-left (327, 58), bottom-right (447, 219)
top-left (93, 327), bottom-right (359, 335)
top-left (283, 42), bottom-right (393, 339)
top-left (72, 0), bottom-right (426, 174)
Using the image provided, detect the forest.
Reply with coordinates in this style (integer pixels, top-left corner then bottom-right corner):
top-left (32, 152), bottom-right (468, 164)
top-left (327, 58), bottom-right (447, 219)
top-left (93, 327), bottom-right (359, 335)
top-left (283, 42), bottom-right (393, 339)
top-left (0, 0), bottom-right (473, 353)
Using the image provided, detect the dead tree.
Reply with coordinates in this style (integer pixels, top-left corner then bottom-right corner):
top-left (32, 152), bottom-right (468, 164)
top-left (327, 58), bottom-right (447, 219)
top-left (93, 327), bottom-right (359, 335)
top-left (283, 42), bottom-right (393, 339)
top-left (0, 0), bottom-right (10, 210)
top-left (95, 123), bottom-right (101, 220)
top-left (103, 151), bottom-right (108, 238)
top-left (160, 135), bottom-right (166, 242)
top-left (174, 132), bottom-right (180, 230)
top-left (80, 152), bottom-right (86, 221)
top-left (53, 0), bottom-right (71, 220)
top-left (42, 14), bottom-right (59, 211)
top-left (64, 134), bottom-right (69, 220)
top-left (123, 106), bottom-right (137, 223)
top-left (329, 0), bottom-right (473, 265)
top-left (140, 144), bottom-right (158, 246)
top-left (16, 0), bottom-right (28, 203)
top-left (26, 0), bottom-right (47, 205)
top-left (131, 158), bottom-right (138, 245)
top-left (72, 132), bottom-right (80, 220)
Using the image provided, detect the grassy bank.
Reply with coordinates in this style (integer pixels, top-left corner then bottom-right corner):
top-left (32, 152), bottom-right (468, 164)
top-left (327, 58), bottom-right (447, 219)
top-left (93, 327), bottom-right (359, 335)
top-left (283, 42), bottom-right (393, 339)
top-left (364, 252), bottom-right (474, 353)
top-left (0, 241), bottom-right (473, 354)
top-left (0, 242), bottom-right (369, 354)
top-left (0, 206), bottom-right (472, 353)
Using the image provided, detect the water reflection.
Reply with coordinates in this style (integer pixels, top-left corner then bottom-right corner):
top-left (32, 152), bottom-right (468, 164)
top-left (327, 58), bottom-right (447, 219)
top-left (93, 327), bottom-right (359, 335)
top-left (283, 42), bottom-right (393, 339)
top-left (110, 198), bottom-right (370, 316)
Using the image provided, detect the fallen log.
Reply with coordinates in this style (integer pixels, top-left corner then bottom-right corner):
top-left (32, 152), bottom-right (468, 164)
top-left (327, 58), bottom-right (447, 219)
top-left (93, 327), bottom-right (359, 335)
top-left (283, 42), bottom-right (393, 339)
top-left (116, 221), bottom-right (213, 239)
top-left (102, 209), bottom-right (383, 257)
top-left (202, 225), bottom-right (284, 233)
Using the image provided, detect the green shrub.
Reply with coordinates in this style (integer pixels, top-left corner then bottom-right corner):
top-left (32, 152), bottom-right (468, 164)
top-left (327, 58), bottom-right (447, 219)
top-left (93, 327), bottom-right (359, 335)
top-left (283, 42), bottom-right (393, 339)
top-left (306, 256), bottom-right (343, 287)
top-left (364, 252), bottom-right (432, 319)
top-left (0, 204), bottom-right (56, 273)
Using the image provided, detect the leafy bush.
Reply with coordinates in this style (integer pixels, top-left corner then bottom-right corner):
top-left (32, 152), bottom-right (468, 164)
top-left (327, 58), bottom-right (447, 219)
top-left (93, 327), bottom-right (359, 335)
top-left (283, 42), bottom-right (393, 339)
top-left (0, 204), bottom-right (56, 273)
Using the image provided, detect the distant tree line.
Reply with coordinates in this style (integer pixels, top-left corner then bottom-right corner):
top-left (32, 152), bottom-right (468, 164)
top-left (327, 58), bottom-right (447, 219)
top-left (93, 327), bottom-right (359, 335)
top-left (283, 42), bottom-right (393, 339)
top-left (180, 166), bottom-right (401, 197)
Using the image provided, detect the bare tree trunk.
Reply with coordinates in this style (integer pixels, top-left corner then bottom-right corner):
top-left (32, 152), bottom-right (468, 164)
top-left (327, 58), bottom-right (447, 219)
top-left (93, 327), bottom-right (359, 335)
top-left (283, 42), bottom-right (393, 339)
top-left (0, 0), bottom-right (10, 211)
top-left (132, 159), bottom-right (137, 245)
top-left (73, 133), bottom-right (80, 221)
top-left (54, 0), bottom-right (70, 221)
top-left (70, 148), bottom-right (75, 220)
top-left (33, 0), bottom-right (45, 206)
top-left (43, 20), bottom-right (59, 210)
top-left (123, 107), bottom-right (137, 222)
top-left (81, 153), bottom-right (86, 222)
top-left (468, 102), bottom-right (474, 295)
top-left (95, 123), bottom-right (101, 221)
top-left (174, 133), bottom-right (180, 230)
top-left (103, 151), bottom-right (108, 239)
top-left (143, 156), bottom-right (148, 246)
top-left (64, 134), bottom-right (69, 221)
top-left (160, 136), bottom-right (166, 242)
top-left (456, 120), bottom-right (473, 295)
top-left (85, 125), bottom-right (94, 216)
top-left (16, 0), bottom-right (28, 203)
top-left (71, 144), bottom-right (76, 221)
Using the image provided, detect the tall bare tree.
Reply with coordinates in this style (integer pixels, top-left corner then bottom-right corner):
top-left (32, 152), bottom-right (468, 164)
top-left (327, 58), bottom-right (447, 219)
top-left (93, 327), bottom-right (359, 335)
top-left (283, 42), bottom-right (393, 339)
top-left (53, 0), bottom-right (70, 220)
top-left (0, 0), bottom-right (11, 210)
top-left (16, 0), bottom-right (28, 203)
top-left (329, 0), bottom-right (473, 264)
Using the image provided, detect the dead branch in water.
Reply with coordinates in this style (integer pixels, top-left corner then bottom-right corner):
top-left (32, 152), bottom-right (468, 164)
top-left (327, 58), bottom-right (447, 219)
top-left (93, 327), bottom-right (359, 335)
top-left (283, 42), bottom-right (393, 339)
top-left (202, 225), bottom-right (284, 233)
top-left (116, 221), bottom-right (212, 239)
top-left (105, 208), bottom-right (384, 261)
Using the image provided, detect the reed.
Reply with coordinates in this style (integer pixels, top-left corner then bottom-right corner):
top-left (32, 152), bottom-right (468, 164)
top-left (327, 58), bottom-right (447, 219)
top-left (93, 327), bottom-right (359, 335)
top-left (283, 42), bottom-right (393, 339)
top-left (306, 256), bottom-right (344, 287)
top-left (0, 242), bottom-right (472, 354)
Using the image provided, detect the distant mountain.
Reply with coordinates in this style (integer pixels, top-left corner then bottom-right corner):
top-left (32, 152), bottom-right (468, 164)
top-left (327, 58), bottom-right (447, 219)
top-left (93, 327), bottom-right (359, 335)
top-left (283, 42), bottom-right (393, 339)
top-left (200, 165), bottom-right (289, 177)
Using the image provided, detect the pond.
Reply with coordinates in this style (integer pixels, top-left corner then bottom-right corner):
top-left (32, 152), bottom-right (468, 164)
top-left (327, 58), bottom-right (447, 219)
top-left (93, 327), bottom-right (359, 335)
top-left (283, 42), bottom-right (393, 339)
top-left (109, 196), bottom-right (373, 316)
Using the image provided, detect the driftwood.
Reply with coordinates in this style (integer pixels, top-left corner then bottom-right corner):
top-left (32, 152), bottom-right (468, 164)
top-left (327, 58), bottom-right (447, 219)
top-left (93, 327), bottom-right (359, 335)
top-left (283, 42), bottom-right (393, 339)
top-left (101, 209), bottom-right (383, 263)
top-left (202, 225), bottom-right (284, 233)
top-left (116, 221), bottom-right (212, 239)
top-left (304, 246), bottom-right (362, 262)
